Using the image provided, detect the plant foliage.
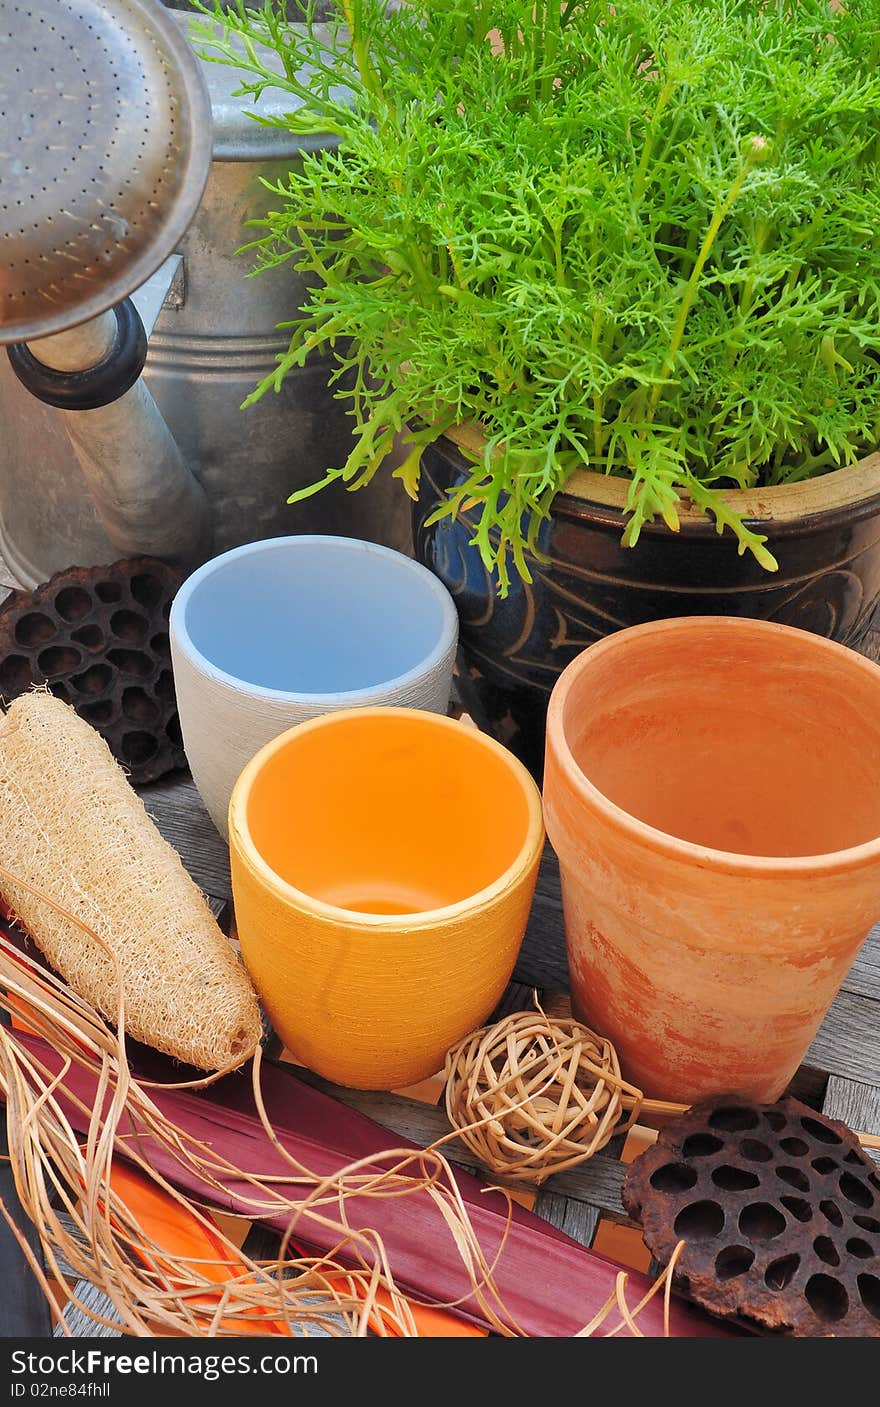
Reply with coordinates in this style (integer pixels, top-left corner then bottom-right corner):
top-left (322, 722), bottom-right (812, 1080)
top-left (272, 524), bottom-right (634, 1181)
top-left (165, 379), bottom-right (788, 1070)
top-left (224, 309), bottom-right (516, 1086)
top-left (193, 0), bottom-right (880, 591)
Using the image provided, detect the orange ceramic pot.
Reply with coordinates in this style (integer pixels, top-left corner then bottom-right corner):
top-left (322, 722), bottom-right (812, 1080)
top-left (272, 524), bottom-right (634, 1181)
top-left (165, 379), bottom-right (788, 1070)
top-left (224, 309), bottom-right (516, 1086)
top-left (229, 708), bottom-right (544, 1089)
top-left (543, 617), bottom-right (880, 1104)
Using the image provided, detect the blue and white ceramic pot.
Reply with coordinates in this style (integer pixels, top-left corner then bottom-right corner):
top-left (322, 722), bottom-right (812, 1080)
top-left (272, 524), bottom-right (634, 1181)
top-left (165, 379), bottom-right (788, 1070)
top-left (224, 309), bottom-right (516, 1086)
top-left (170, 536), bottom-right (458, 835)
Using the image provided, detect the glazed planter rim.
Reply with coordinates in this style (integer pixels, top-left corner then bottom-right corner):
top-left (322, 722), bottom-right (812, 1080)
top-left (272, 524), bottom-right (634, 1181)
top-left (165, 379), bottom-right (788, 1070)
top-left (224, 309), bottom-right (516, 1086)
top-left (444, 423), bottom-right (880, 536)
top-left (229, 705), bottom-right (545, 930)
top-left (170, 534), bottom-right (459, 704)
top-left (546, 615), bottom-right (880, 878)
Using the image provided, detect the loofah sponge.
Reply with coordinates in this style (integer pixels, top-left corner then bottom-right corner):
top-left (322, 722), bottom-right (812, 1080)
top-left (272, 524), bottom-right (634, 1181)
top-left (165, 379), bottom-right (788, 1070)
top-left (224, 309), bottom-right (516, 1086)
top-left (0, 691), bottom-right (261, 1070)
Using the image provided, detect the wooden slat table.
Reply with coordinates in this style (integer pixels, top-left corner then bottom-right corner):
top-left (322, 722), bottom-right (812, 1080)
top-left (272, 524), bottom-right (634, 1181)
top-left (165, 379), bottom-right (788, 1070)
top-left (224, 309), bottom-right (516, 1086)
top-left (50, 760), bottom-right (880, 1335)
top-left (3, 542), bottom-right (877, 1333)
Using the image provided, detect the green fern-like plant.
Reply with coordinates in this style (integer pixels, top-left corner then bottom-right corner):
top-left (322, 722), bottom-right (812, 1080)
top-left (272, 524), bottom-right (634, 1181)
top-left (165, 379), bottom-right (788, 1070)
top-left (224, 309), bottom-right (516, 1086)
top-left (193, 0), bottom-right (880, 592)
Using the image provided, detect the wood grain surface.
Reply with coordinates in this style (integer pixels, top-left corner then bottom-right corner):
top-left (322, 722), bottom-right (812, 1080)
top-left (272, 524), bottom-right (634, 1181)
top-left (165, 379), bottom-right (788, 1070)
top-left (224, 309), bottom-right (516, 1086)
top-left (2, 537), bottom-right (877, 1334)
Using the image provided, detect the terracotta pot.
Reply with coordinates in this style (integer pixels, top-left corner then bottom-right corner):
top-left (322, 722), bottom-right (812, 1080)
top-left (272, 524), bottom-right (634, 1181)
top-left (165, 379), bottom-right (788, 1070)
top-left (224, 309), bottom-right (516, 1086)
top-left (170, 536), bottom-right (458, 836)
top-left (229, 708), bottom-right (544, 1089)
top-left (414, 428), bottom-right (880, 772)
top-left (543, 616), bottom-right (880, 1103)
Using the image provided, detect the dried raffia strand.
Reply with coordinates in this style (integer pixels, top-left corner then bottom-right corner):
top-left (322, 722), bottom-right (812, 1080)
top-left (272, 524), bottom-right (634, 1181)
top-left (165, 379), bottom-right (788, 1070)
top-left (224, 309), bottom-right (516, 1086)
top-left (0, 926), bottom-right (416, 1338)
top-left (0, 869), bottom-right (682, 1338)
top-left (444, 1003), bottom-right (644, 1184)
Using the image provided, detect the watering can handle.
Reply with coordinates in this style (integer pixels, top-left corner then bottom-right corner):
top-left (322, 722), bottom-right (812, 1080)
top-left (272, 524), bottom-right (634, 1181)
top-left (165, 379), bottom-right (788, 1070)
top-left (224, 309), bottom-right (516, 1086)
top-left (6, 304), bottom-right (212, 569)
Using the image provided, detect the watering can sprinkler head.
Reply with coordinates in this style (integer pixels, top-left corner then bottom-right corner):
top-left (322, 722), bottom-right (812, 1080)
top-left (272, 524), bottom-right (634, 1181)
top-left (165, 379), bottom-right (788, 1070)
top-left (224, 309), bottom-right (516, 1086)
top-left (0, 0), bottom-right (214, 570)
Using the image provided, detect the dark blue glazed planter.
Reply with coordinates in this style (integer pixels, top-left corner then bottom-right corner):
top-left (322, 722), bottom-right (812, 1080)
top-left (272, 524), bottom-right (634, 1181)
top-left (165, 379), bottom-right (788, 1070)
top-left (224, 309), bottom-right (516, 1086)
top-left (414, 433), bottom-right (880, 771)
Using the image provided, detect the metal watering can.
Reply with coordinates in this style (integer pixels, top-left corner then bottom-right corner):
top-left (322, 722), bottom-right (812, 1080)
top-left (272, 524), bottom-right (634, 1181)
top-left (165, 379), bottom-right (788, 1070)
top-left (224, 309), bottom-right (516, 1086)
top-left (0, 0), bottom-right (407, 587)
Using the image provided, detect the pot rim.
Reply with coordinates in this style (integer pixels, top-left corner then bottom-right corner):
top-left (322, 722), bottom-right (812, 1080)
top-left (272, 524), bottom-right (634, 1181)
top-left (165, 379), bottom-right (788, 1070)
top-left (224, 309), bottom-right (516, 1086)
top-left (545, 615), bottom-right (880, 877)
top-left (170, 534), bottom-right (459, 704)
top-left (229, 705), bottom-right (545, 930)
top-left (443, 423), bottom-right (880, 527)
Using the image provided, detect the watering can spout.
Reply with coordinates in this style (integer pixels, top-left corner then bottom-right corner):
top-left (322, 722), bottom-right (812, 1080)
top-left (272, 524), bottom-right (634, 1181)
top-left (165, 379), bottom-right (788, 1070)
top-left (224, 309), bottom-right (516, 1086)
top-left (0, 0), bottom-right (215, 576)
top-left (12, 307), bottom-right (213, 570)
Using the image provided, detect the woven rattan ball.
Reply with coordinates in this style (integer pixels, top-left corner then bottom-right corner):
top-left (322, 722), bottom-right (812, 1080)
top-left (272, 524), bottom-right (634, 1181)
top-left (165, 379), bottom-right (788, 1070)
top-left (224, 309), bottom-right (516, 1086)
top-left (443, 1006), bottom-right (642, 1185)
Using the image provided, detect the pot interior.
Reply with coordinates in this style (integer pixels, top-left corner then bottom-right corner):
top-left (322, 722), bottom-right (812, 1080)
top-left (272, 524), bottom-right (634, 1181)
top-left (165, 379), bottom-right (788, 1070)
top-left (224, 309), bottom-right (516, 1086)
top-left (181, 537), bottom-right (451, 695)
top-left (562, 620), bottom-right (880, 858)
top-left (244, 712), bottom-right (536, 914)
